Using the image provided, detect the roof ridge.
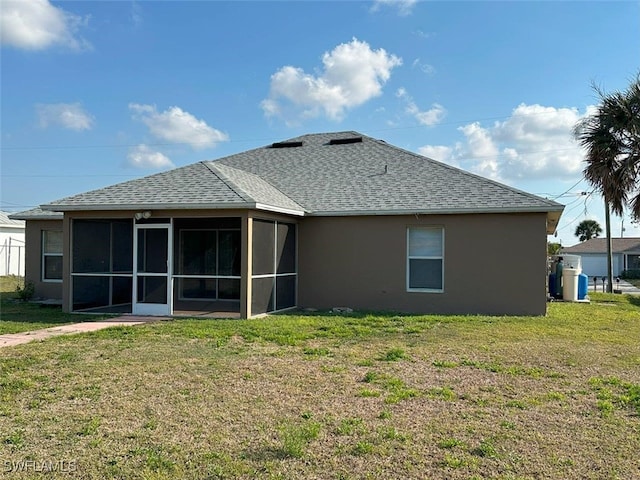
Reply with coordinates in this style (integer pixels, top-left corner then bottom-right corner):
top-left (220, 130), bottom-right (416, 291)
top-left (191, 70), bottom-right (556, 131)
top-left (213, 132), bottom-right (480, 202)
top-left (202, 162), bottom-right (253, 203)
top-left (208, 161), bottom-right (306, 212)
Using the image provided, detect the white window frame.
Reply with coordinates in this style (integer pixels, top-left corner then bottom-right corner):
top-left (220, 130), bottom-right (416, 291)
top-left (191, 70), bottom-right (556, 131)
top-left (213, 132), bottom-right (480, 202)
top-left (42, 230), bottom-right (63, 283)
top-left (406, 226), bottom-right (444, 293)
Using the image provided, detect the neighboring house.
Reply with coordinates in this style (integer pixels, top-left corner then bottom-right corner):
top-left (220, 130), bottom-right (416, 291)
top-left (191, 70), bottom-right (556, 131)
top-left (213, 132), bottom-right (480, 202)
top-left (561, 237), bottom-right (640, 278)
top-left (9, 208), bottom-right (64, 300)
top-left (15, 132), bottom-right (563, 317)
top-left (0, 211), bottom-right (26, 276)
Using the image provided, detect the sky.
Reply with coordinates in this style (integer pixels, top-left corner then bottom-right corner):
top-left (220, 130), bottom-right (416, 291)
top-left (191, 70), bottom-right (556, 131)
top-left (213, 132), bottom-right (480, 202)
top-left (1, 0), bottom-right (639, 247)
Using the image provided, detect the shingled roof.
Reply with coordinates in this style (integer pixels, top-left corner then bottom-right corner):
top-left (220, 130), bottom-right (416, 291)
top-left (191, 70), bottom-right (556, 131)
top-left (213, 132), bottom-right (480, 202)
top-left (0, 211), bottom-right (26, 227)
top-left (41, 131), bottom-right (563, 229)
top-left (562, 237), bottom-right (640, 254)
top-left (8, 207), bottom-right (63, 221)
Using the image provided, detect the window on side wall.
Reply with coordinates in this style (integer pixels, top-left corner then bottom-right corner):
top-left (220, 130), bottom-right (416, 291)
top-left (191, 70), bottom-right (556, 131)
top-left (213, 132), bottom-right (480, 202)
top-left (42, 230), bottom-right (63, 282)
top-left (407, 227), bottom-right (443, 292)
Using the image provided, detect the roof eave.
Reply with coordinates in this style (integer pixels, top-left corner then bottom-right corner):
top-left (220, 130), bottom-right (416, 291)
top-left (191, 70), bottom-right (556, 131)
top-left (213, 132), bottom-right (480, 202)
top-left (308, 206), bottom-right (565, 217)
top-left (40, 202), bottom-right (305, 217)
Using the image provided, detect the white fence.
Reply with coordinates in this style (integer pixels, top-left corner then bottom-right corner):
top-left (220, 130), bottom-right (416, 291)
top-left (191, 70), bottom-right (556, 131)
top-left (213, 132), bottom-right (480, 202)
top-left (0, 238), bottom-right (25, 276)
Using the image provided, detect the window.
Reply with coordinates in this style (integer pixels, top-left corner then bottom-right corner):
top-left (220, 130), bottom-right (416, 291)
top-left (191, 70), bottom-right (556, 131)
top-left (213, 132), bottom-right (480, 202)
top-left (42, 230), bottom-right (63, 281)
top-left (407, 227), bottom-right (443, 292)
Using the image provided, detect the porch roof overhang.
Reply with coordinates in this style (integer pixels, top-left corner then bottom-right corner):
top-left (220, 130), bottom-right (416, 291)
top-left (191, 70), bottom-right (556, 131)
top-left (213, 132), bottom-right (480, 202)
top-left (40, 202), bottom-right (306, 217)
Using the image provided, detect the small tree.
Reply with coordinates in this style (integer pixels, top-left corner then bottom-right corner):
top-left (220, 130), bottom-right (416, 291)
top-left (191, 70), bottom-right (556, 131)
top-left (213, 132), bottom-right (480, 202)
top-left (547, 242), bottom-right (562, 255)
top-left (574, 219), bottom-right (603, 242)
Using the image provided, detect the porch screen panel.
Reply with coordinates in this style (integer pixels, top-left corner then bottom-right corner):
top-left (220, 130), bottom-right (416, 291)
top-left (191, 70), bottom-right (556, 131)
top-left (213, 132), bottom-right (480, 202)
top-left (180, 278), bottom-right (216, 299)
top-left (252, 277), bottom-right (274, 315)
top-left (112, 221), bottom-right (133, 273)
top-left (137, 229), bottom-right (168, 273)
top-left (218, 278), bottom-right (241, 300)
top-left (112, 277), bottom-right (133, 306)
top-left (72, 276), bottom-right (109, 310)
top-left (73, 220), bottom-right (111, 273)
top-left (72, 219), bottom-right (134, 313)
top-left (276, 275), bottom-right (296, 310)
top-left (252, 220), bottom-right (275, 275)
top-left (179, 230), bottom-right (216, 275)
top-left (219, 231), bottom-right (241, 276)
top-left (276, 223), bottom-right (296, 274)
top-left (137, 276), bottom-right (168, 304)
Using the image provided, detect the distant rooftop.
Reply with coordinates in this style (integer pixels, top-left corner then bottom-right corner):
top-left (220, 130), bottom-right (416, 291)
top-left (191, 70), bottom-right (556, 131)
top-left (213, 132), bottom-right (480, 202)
top-left (562, 237), bottom-right (640, 254)
top-left (1, 211), bottom-right (26, 227)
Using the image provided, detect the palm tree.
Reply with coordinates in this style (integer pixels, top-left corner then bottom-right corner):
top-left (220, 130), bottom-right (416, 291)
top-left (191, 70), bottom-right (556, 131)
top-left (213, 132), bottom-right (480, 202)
top-left (574, 77), bottom-right (640, 218)
top-left (574, 219), bottom-right (602, 242)
top-left (574, 76), bottom-right (640, 292)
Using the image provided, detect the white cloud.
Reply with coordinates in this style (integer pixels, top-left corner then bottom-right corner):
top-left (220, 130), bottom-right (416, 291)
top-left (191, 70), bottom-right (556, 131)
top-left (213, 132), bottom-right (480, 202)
top-left (36, 103), bottom-right (94, 131)
top-left (418, 103), bottom-right (589, 181)
top-left (418, 145), bottom-right (454, 162)
top-left (371, 0), bottom-right (417, 16)
top-left (127, 144), bottom-right (174, 169)
top-left (129, 104), bottom-right (229, 149)
top-left (396, 88), bottom-right (446, 126)
top-left (130, 1), bottom-right (143, 28)
top-left (261, 38), bottom-right (402, 123)
top-left (0, 0), bottom-right (91, 51)
top-left (411, 58), bottom-right (436, 76)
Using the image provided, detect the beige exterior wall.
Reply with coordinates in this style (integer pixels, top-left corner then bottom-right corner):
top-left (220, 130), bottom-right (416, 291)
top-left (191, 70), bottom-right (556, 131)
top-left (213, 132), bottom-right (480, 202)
top-left (23, 219), bottom-right (64, 300)
top-left (297, 213), bottom-right (549, 316)
top-left (40, 208), bottom-right (547, 316)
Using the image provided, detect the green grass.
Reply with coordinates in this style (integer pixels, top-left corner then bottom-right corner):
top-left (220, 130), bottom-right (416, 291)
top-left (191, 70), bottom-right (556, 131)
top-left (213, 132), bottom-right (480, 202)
top-left (0, 276), bottom-right (111, 334)
top-left (1, 289), bottom-right (640, 478)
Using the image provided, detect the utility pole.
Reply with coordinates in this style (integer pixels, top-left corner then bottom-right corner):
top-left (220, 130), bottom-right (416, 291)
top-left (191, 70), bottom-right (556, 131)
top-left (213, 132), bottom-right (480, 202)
top-left (605, 200), bottom-right (613, 293)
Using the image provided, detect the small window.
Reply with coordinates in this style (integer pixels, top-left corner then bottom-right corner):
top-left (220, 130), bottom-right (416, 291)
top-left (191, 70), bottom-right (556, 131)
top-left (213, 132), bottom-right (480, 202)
top-left (43, 230), bottom-right (63, 281)
top-left (407, 227), bottom-right (443, 292)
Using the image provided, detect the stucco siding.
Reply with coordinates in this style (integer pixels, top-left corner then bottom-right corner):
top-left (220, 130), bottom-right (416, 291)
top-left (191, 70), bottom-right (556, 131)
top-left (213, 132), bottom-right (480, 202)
top-left (24, 219), bottom-right (63, 300)
top-left (297, 213), bottom-right (548, 316)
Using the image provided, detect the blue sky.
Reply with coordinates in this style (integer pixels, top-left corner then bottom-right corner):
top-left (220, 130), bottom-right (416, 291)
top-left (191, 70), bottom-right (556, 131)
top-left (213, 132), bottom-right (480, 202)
top-left (1, 0), bottom-right (639, 246)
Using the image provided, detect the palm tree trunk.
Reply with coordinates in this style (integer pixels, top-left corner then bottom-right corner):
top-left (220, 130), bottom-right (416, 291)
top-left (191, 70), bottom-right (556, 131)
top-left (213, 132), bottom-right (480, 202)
top-left (605, 200), bottom-right (613, 293)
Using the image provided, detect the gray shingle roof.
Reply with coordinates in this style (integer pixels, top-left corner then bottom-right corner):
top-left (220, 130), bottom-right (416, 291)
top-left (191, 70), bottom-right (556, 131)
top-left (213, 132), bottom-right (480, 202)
top-left (1, 211), bottom-right (27, 226)
top-left (8, 208), bottom-right (62, 221)
top-left (40, 131), bottom-right (563, 225)
top-left (562, 238), bottom-right (640, 254)
top-left (43, 162), bottom-right (288, 212)
top-left (207, 163), bottom-right (305, 214)
top-left (217, 131), bottom-right (563, 216)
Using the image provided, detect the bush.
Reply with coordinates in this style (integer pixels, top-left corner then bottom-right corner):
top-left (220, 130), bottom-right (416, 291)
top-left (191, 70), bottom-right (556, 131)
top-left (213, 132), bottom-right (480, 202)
top-left (621, 270), bottom-right (640, 279)
top-left (15, 281), bottom-right (35, 301)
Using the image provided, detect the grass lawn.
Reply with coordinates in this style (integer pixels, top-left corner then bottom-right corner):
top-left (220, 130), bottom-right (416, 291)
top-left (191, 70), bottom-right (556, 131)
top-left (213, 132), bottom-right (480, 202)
top-left (1, 292), bottom-right (639, 478)
top-left (0, 276), bottom-right (107, 334)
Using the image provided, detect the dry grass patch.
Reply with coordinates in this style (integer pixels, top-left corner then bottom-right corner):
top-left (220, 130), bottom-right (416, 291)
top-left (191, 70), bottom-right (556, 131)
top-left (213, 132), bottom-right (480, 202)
top-left (1, 298), bottom-right (639, 478)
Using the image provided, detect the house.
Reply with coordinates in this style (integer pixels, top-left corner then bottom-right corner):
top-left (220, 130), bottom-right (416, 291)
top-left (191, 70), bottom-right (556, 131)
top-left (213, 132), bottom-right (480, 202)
top-left (14, 131), bottom-right (563, 317)
top-left (0, 211), bottom-right (26, 276)
top-left (561, 237), bottom-right (640, 278)
top-left (8, 208), bottom-right (64, 300)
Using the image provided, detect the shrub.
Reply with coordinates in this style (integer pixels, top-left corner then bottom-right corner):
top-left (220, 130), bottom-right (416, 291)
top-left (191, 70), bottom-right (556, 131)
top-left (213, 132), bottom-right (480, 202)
top-left (621, 269), bottom-right (640, 279)
top-left (15, 281), bottom-right (35, 301)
